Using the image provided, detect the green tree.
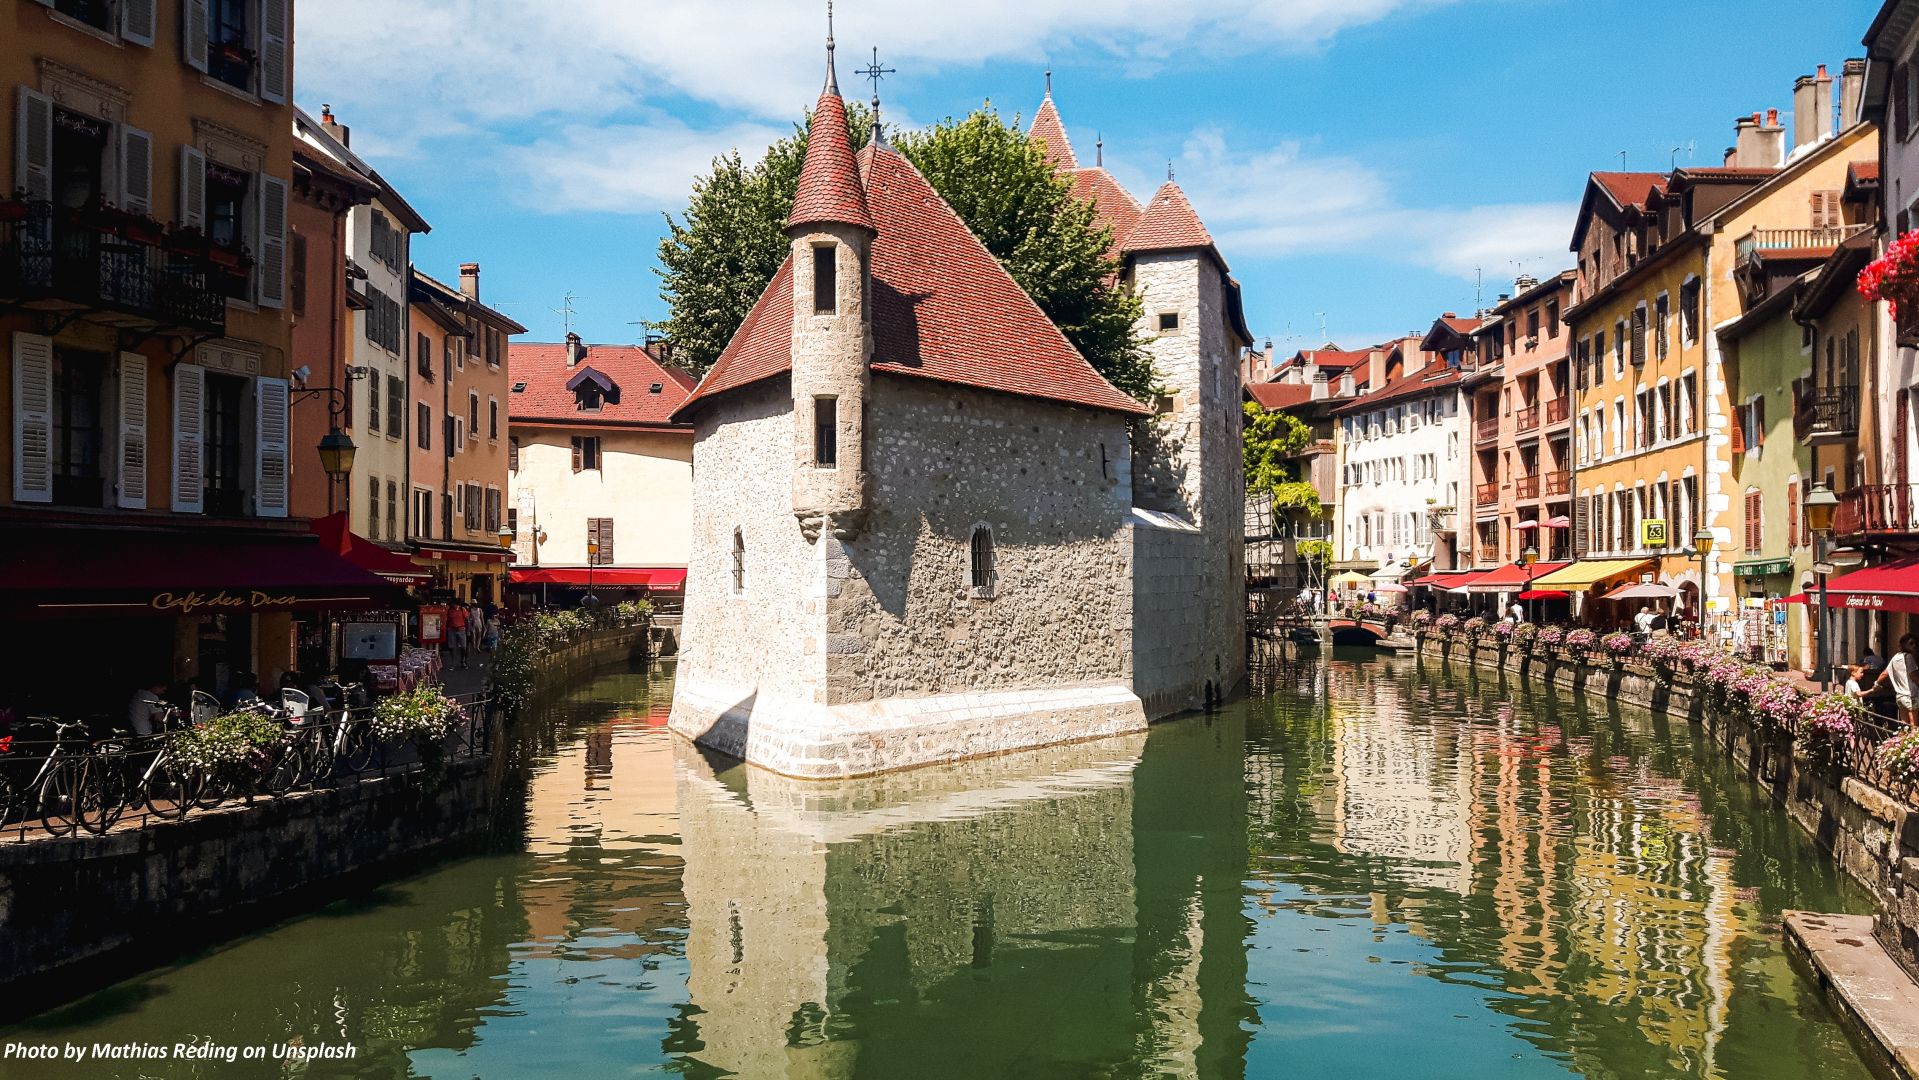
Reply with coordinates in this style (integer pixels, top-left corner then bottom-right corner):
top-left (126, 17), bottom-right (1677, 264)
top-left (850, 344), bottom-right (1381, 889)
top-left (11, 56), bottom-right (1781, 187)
top-left (1242, 401), bottom-right (1322, 516)
top-left (653, 105), bottom-right (1153, 400)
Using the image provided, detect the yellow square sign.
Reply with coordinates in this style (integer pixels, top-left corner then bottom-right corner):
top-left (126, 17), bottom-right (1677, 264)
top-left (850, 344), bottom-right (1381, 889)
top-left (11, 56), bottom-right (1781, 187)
top-left (1641, 518), bottom-right (1668, 548)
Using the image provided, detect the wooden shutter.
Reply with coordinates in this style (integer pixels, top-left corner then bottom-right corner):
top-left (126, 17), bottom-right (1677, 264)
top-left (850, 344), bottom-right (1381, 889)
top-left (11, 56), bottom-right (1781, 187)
top-left (120, 0), bottom-right (155, 44)
top-left (12, 332), bottom-right (54, 504)
top-left (182, 0), bottom-right (209, 72)
top-left (599, 517), bottom-right (614, 564)
top-left (172, 363), bottom-right (205, 513)
top-left (256, 173), bottom-right (288, 308)
top-left (178, 146), bottom-right (206, 230)
top-left (1786, 478), bottom-right (1800, 550)
top-left (1753, 397), bottom-right (1765, 447)
top-left (1729, 405), bottom-right (1745, 454)
top-left (259, 0), bottom-right (289, 103)
top-left (254, 375), bottom-right (288, 518)
top-left (119, 125), bottom-right (153, 216)
top-left (15, 88), bottom-right (53, 203)
top-left (508, 436), bottom-right (519, 472)
top-left (571, 436), bottom-right (583, 473)
top-left (117, 351), bottom-right (149, 509)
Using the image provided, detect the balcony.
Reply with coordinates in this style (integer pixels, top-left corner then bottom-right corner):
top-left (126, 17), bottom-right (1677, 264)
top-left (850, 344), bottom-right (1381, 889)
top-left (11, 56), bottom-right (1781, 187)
top-left (1475, 482), bottom-right (1500, 507)
top-left (1901, 304), bottom-right (1919, 349)
top-left (1514, 475), bottom-right (1540, 500)
top-left (1809, 384), bottom-right (1860, 441)
top-left (1543, 470), bottom-right (1571, 497)
top-left (1835, 484), bottom-right (1919, 539)
top-left (1546, 397), bottom-right (1570, 426)
top-left (1734, 224), bottom-right (1870, 268)
top-left (1474, 417), bottom-right (1499, 444)
top-left (1515, 405), bottom-right (1540, 433)
top-left (0, 200), bottom-right (227, 333)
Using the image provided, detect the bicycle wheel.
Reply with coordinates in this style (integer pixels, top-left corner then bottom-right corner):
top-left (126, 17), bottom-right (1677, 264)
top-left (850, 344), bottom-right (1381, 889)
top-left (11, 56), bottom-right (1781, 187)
top-left (260, 739), bottom-right (307, 798)
top-left (143, 755), bottom-right (202, 820)
top-left (74, 756), bottom-right (128, 835)
top-left (341, 725), bottom-right (383, 775)
top-left (36, 757), bottom-right (83, 837)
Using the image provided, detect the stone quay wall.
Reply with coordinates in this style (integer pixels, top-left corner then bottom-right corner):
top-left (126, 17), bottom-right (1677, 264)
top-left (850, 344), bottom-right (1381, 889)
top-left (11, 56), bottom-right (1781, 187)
top-left (1414, 635), bottom-right (1919, 983)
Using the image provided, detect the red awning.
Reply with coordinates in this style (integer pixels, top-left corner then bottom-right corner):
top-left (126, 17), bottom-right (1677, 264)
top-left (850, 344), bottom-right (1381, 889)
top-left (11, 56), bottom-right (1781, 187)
top-left (311, 512), bottom-right (430, 582)
top-left (1465, 561), bottom-right (1570, 593)
top-left (1517, 589), bottom-right (1570, 601)
top-left (1, 527), bottom-right (411, 617)
top-left (1412, 571), bottom-right (1487, 590)
top-left (510, 567), bottom-right (688, 590)
top-left (1795, 558), bottom-right (1919, 614)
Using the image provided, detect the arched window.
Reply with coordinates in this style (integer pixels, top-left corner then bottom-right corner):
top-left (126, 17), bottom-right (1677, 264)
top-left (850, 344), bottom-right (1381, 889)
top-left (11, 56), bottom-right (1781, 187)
top-left (969, 525), bottom-right (996, 596)
top-left (731, 528), bottom-right (745, 594)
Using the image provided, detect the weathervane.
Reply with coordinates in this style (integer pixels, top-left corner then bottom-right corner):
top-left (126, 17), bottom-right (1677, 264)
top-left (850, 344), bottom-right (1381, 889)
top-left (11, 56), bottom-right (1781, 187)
top-left (857, 46), bottom-right (896, 141)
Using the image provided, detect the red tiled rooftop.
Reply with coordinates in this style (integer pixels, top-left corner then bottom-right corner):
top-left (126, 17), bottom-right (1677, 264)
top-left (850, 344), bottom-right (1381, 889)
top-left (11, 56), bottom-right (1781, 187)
top-left (1590, 171), bottom-right (1667, 210)
top-left (1331, 358), bottom-right (1461, 414)
top-left (1027, 96), bottom-right (1078, 170)
top-left (1122, 181), bottom-right (1219, 260)
top-left (509, 343), bottom-right (695, 427)
top-left (1246, 382), bottom-right (1313, 410)
top-left (676, 140), bottom-right (1149, 419)
top-left (1069, 167), bottom-right (1143, 251)
top-left (788, 91), bottom-right (874, 234)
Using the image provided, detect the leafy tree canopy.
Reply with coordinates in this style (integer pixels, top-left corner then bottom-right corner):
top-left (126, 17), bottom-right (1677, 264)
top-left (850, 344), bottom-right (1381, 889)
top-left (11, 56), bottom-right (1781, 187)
top-left (1243, 401), bottom-right (1321, 516)
top-left (652, 104), bottom-right (1154, 401)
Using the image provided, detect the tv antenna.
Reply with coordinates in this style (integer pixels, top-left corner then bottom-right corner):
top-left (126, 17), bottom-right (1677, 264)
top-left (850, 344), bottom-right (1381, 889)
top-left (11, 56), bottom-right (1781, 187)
top-left (1316, 311), bottom-right (1328, 343)
top-left (1618, 149), bottom-right (1628, 169)
top-left (1669, 140), bottom-right (1696, 168)
top-left (551, 293), bottom-right (579, 337)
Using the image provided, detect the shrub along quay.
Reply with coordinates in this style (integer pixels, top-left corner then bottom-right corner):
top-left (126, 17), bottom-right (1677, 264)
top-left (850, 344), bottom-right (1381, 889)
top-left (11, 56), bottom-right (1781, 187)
top-left (1410, 614), bottom-right (1919, 1077)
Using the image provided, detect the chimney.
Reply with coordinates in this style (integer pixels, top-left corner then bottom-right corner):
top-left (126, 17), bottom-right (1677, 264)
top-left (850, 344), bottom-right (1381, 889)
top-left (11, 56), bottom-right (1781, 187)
top-left (459, 262), bottom-right (480, 300)
top-left (1758, 109), bottom-right (1786, 167)
top-left (1815, 65), bottom-right (1835, 142)
top-left (565, 332), bottom-right (584, 368)
top-left (1733, 112), bottom-right (1783, 168)
top-left (1793, 74), bottom-right (1819, 150)
top-left (1303, 351), bottom-right (1320, 387)
top-left (1514, 274), bottom-right (1538, 293)
top-left (319, 104), bottom-right (350, 147)
top-left (1310, 370), bottom-right (1329, 401)
top-left (1841, 58), bottom-right (1867, 129)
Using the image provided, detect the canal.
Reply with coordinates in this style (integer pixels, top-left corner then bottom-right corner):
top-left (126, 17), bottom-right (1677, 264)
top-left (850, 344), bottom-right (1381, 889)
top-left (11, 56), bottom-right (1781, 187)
top-left (2, 650), bottom-right (1878, 1079)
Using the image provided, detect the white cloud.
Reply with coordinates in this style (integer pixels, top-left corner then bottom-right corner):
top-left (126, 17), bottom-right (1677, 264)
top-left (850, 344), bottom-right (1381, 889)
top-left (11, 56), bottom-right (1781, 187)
top-left (507, 120), bottom-right (791, 214)
top-left (1135, 126), bottom-right (1574, 285)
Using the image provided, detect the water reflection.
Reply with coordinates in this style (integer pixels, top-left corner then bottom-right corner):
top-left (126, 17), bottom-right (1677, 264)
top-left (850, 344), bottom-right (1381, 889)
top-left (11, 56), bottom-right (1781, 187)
top-left (1, 654), bottom-right (1879, 1080)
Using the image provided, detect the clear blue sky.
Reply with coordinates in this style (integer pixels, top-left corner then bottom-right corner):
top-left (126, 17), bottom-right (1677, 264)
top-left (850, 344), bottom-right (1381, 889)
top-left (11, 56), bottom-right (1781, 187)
top-left (295, 0), bottom-right (1882, 355)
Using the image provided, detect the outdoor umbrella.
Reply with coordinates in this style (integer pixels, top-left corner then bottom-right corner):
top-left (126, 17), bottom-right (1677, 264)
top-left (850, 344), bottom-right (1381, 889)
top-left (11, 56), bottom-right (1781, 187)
top-left (1517, 589), bottom-right (1569, 602)
top-left (1603, 581), bottom-right (1680, 601)
top-left (1331, 571), bottom-right (1373, 588)
top-left (1374, 582), bottom-right (1409, 594)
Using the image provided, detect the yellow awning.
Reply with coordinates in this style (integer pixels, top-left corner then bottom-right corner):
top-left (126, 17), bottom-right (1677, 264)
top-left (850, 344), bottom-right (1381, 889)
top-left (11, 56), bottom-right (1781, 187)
top-left (1531, 559), bottom-right (1653, 592)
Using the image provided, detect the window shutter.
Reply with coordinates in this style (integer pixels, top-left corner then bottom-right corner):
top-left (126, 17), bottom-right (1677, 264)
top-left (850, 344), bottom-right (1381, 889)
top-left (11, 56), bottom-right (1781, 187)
top-left (12, 332), bottom-right (54, 504)
top-left (172, 363), bottom-right (205, 513)
top-left (571, 436), bottom-right (582, 473)
top-left (259, 0), bottom-right (289, 103)
top-left (15, 87), bottom-right (53, 203)
top-left (117, 351), bottom-right (149, 509)
top-left (120, 0), bottom-right (156, 45)
top-left (182, 0), bottom-right (209, 72)
top-left (178, 146), bottom-right (206, 231)
top-left (600, 518), bottom-right (614, 564)
top-left (1754, 397), bottom-right (1765, 447)
top-left (1729, 406), bottom-right (1745, 454)
top-left (509, 436), bottom-right (519, 472)
top-left (256, 173), bottom-right (287, 308)
top-left (119, 125), bottom-right (153, 216)
top-left (254, 375), bottom-right (288, 518)
top-left (1786, 479), bottom-right (1800, 549)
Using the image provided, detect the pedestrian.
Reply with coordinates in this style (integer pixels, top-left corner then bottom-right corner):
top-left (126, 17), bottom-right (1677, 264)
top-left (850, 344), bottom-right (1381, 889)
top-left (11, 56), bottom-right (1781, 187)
top-left (1634, 605), bottom-right (1654, 636)
top-left (469, 602), bottom-right (485, 656)
top-left (1508, 599), bottom-right (1524, 624)
top-left (126, 678), bottom-right (171, 737)
top-left (1844, 664), bottom-right (1867, 698)
top-left (1862, 645), bottom-right (1886, 681)
top-left (1872, 634), bottom-right (1919, 727)
top-left (446, 603), bottom-right (470, 669)
top-left (1649, 609), bottom-right (1670, 637)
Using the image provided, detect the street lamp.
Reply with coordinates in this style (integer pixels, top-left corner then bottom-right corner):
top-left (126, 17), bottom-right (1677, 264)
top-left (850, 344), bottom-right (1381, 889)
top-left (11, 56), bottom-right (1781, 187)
top-left (316, 428), bottom-right (357, 479)
top-left (1692, 527), bottom-right (1714, 638)
top-left (1805, 483), bottom-right (1839, 690)
top-left (584, 537), bottom-right (601, 609)
top-left (1520, 544), bottom-right (1540, 624)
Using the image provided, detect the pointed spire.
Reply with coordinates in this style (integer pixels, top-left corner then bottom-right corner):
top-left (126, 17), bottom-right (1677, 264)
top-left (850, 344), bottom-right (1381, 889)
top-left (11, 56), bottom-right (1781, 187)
top-left (1122, 180), bottom-right (1217, 259)
top-left (1167, 160), bottom-right (1174, 181)
top-left (823, 0), bottom-right (838, 95)
top-left (1096, 131), bottom-right (1103, 168)
top-left (1045, 68), bottom-right (1053, 97)
top-left (1027, 76), bottom-right (1077, 170)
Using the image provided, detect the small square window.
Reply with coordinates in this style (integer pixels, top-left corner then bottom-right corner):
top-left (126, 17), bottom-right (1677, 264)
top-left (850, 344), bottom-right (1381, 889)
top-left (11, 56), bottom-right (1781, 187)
top-left (1158, 312), bottom-right (1180, 333)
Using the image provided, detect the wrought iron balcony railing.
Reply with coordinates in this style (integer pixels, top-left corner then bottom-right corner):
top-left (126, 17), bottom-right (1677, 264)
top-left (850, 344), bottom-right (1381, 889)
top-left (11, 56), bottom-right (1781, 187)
top-left (0, 201), bottom-right (226, 332)
top-left (1835, 484), bottom-right (1919, 539)
top-left (1809, 384), bottom-right (1860, 439)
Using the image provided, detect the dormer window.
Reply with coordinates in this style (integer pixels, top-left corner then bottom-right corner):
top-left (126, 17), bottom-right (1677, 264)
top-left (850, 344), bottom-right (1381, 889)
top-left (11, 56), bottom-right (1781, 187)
top-left (813, 244), bottom-right (837, 314)
top-left (564, 366), bottom-right (618, 413)
top-left (577, 384), bottom-right (603, 412)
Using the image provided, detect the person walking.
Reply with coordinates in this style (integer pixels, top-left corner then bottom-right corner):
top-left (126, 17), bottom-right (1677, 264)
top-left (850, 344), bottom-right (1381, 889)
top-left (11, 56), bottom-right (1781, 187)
top-left (446, 603), bottom-right (471, 669)
top-left (1872, 635), bottom-right (1919, 727)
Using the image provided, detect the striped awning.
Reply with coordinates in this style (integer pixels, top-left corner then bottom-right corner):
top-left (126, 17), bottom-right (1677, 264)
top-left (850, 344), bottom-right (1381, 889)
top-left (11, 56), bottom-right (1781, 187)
top-left (1530, 559), bottom-right (1653, 592)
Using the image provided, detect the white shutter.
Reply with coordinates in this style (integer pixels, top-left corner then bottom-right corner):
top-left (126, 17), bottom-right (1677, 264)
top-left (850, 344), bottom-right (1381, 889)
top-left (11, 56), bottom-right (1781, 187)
top-left (172, 363), bottom-right (205, 513)
top-left (182, 0), bottom-right (209, 72)
top-left (120, 125), bottom-right (153, 217)
top-left (120, 0), bottom-right (156, 46)
top-left (259, 0), bottom-right (289, 104)
top-left (178, 146), bottom-right (205, 230)
top-left (254, 375), bottom-right (288, 518)
top-left (117, 351), bottom-right (149, 509)
top-left (12, 332), bottom-right (54, 504)
top-left (14, 87), bottom-right (53, 203)
top-left (256, 173), bottom-right (288, 308)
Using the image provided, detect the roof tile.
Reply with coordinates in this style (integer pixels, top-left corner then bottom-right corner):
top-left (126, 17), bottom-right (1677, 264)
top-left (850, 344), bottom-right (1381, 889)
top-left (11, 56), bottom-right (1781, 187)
top-left (1027, 96), bottom-right (1078, 170)
top-left (509, 343), bottom-right (695, 426)
top-left (1122, 181), bottom-right (1219, 259)
top-left (788, 92), bottom-right (875, 233)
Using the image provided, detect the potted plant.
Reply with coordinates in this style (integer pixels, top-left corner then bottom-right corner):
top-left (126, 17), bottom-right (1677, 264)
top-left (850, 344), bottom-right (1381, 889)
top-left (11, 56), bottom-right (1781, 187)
top-left (1565, 627), bottom-right (1596, 658)
top-left (0, 189), bottom-right (29, 224)
top-left (1859, 230), bottom-right (1919, 316)
top-left (1600, 632), bottom-right (1635, 667)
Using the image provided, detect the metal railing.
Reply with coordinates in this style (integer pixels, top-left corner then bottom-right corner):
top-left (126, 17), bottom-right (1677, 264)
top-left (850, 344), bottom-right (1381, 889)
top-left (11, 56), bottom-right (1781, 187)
top-left (1809, 384), bottom-right (1860, 438)
top-left (1476, 482), bottom-right (1500, 507)
top-left (1834, 484), bottom-right (1919, 538)
top-left (1515, 405), bottom-right (1540, 432)
top-left (0, 201), bottom-right (226, 332)
top-left (1734, 224), bottom-right (1870, 266)
top-left (1546, 397), bottom-right (1571, 425)
top-left (0, 693), bottom-right (490, 843)
top-left (1474, 417), bottom-right (1500, 443)
top-left (1543, 470), bottom-right (1571, 497)
top-left (1514, 474), bottom-right (1540, 500)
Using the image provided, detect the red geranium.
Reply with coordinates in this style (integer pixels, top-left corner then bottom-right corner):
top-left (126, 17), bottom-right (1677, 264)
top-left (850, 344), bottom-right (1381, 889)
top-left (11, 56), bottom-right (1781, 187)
top-left (1859, 230), bottom-right (1919, 316)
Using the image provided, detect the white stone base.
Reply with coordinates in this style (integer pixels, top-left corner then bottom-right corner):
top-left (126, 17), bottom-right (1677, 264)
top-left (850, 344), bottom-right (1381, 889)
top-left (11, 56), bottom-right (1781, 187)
top-left (668, 679), bottom-right (1150, 780)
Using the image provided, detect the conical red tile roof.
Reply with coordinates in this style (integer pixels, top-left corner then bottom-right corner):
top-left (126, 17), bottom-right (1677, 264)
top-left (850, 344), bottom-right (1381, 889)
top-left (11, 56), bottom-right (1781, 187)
top-left (677, 142), bottom-right (1148, 419)
top-left (1027, 96), bottom-right (1078, 170)
top-left (1122, 181), bottom-right (1218, 258)
top-left (788, 91), bottom-right (874, 233)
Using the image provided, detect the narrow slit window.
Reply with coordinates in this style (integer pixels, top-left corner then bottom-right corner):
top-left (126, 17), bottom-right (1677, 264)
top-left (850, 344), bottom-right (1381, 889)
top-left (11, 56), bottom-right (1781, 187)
top-left (731, 528), bottom-right (747, 594)
top-left (814, 396), bottom-right (838, 467)
top-left (969, 526), bottom-right (996, 593)
top-left (813, 245), bottom-right (837, 315)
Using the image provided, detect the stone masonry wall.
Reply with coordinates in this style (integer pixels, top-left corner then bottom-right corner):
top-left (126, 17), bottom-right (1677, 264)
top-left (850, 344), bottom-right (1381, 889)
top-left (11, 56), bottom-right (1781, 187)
top-left (1131, 519), bottom-right (1208, 716)
top-left (829, 377), bottom-right (1136, 701)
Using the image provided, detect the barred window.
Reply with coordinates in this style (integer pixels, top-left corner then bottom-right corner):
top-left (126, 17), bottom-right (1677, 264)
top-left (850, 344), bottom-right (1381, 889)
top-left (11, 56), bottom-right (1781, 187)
top-left (731, 528), bottom-right (746, 594)
top-left (969, 525), bottom-right (996, 594)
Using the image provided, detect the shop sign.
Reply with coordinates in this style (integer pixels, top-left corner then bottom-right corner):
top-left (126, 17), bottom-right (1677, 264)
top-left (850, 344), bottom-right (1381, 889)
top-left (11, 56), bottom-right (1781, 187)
top-left (343, 621), bottom-right (399, 660)
top-left (1640, 519), bottom-right (1668, 548)
top-left (419, 605), bottom-right (447, 646)
top-left (150, 590), bottom-right (300, 614)
top-left (1735, 559), bottom-right (1792, 578)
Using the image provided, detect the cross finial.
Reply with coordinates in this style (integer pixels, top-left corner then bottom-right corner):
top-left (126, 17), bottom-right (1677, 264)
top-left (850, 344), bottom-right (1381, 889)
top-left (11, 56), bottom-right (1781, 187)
top-left (857, 46), bottom-right (896, 142)
top-left (1167, 159), bottom-right (1175, 182)
top-left (823, 0), bottom-right (839, 95)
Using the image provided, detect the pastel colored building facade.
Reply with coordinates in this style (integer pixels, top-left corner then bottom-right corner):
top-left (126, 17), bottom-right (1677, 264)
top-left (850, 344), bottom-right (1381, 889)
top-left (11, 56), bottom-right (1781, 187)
top-left (1331, 335), bottom-right (1466, 579)
top-left (1465, 273), bottom-right (1578, 567)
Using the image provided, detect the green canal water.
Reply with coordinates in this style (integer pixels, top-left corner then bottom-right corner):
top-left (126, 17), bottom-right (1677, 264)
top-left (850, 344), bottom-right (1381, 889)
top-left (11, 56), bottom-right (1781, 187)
top-left (2, 649), bottom-right (1880, 1079)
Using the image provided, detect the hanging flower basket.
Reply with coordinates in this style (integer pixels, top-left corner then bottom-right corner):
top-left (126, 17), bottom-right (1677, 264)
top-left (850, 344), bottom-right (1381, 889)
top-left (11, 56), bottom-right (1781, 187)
top-left (1859, 230), bottom-right (1919, 315)
top-left (0, 198), bottom-right (28, 224)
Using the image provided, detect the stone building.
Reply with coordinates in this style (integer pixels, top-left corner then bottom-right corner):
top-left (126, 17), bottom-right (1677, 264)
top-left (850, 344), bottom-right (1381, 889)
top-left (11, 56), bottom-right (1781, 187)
top-left (667, 45), bottom-right (1247, 778)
